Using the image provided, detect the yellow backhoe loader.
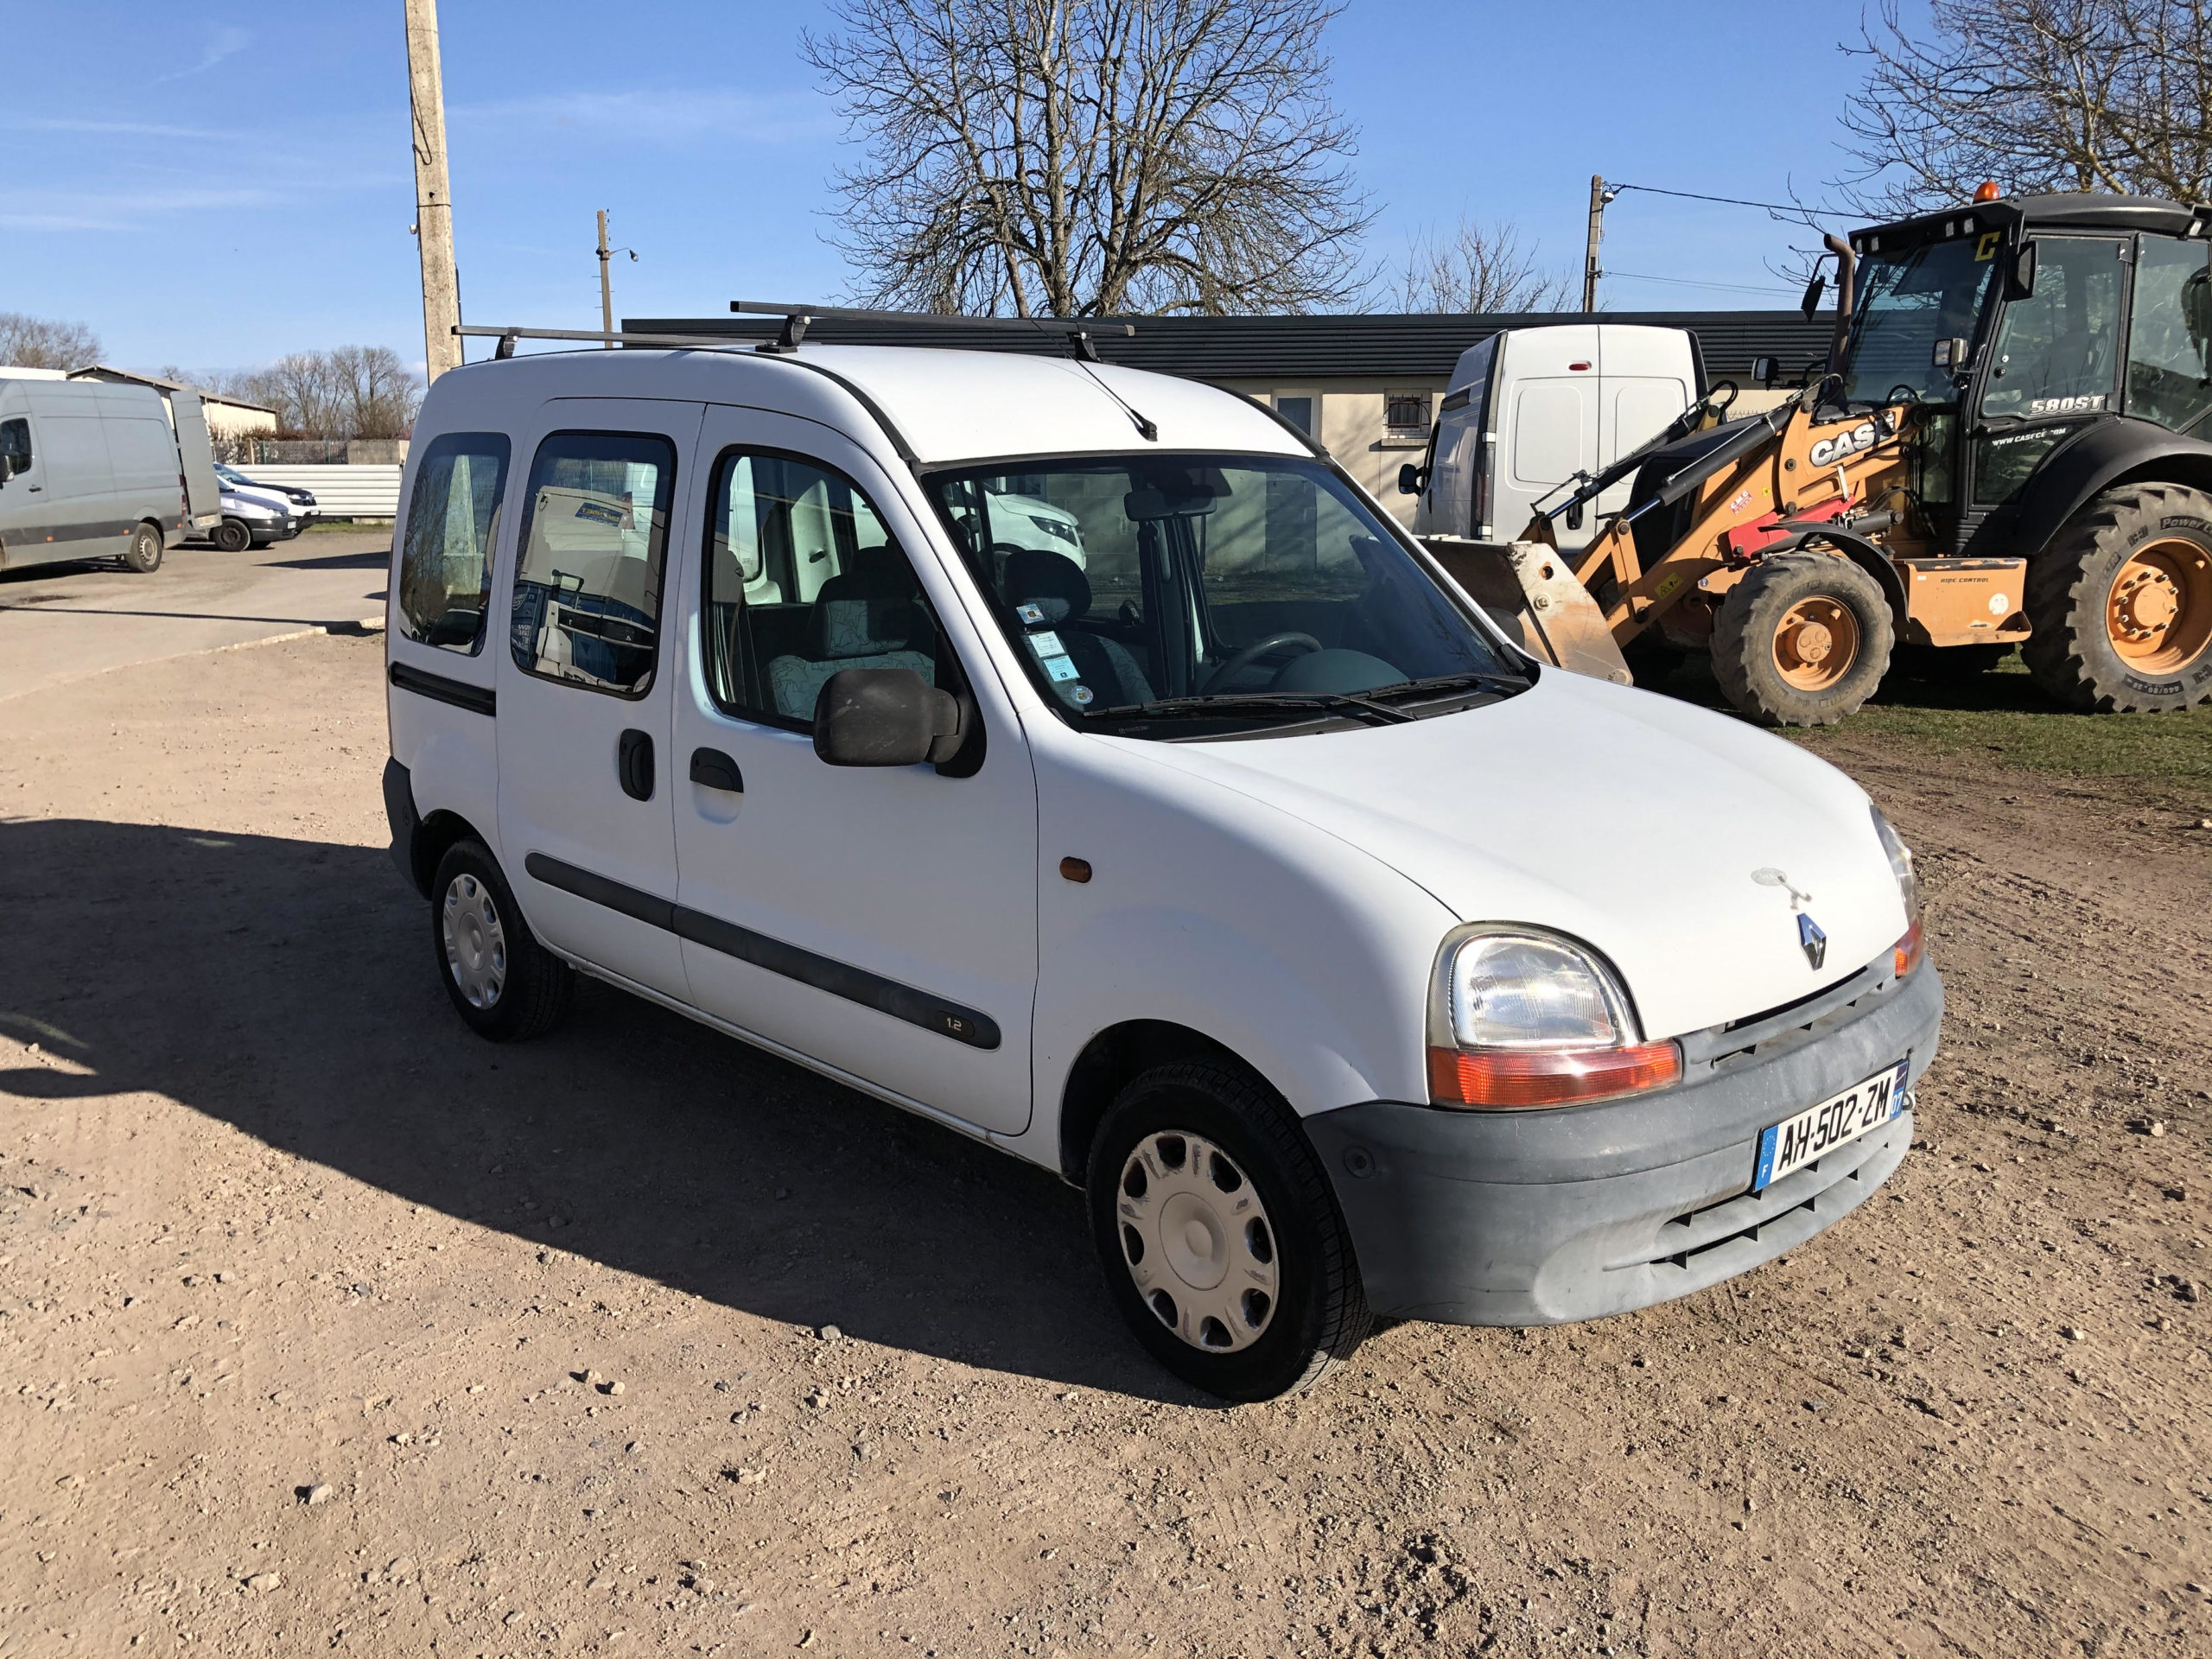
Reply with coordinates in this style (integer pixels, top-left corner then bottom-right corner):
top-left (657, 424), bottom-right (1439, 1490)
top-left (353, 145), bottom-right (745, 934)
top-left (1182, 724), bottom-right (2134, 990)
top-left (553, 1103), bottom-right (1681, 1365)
top-left (1422, 188), bottom-right (2212, 724)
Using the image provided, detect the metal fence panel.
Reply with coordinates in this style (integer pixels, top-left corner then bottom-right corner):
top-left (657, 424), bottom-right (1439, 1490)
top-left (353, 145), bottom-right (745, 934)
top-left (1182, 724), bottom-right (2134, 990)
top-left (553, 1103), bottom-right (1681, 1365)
top-left (238, 463), bottom-right (403, 518)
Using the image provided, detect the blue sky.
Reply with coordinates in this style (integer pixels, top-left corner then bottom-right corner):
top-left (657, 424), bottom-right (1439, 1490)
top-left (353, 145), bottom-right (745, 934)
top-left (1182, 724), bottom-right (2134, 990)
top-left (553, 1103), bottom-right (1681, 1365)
top-left (3, 1), bottom-right (1892, 378)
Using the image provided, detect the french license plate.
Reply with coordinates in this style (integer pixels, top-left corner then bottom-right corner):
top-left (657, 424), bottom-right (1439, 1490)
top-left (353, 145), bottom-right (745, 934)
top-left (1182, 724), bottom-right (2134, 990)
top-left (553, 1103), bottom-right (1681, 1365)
top-left (1753, 1058), bottom-right (1910, 1192)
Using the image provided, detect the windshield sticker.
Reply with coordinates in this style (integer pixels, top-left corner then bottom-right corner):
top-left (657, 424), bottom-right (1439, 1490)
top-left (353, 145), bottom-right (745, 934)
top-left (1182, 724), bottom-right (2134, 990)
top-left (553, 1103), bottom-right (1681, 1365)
top-left (1069, 684), bottom-right (1094, 705)
top-left (1016, 602), bottom-right (1046, 625)
top-left (1041, 654), bottom-right (1080, 683)
top-left (1026, 630), bottom-right (1065, 656)
top-left (573, 499), bottom-right (626, 527)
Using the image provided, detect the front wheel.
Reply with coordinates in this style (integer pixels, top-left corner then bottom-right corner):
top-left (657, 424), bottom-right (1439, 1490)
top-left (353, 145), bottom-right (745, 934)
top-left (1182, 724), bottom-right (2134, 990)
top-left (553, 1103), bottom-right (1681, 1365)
top-left (2023, 483), bottom-right (2212, 712)
top-left (1087, 1062), bottom-right (1370, 1402)
top-left (1712, 549), bottom-right (1895, 726)
top-left (210, 518), bottom-right (252, 553)
top-left (429, 840), bottom-right (572, 1041)
top-left (122, 523), bottom-right (163, 573)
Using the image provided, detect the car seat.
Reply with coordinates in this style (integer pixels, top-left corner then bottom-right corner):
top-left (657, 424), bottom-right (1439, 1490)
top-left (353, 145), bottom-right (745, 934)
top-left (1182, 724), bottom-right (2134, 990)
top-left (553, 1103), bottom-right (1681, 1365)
top-left (1003, 549), bottom-right (1154, 707)
top-left (767, 545), bottom-right (935, 719)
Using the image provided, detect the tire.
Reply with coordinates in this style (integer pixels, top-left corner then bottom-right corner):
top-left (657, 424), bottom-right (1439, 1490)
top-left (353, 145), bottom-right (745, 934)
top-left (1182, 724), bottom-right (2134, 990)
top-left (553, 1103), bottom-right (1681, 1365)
top-left (1086, 1061), bottom-right (1370, 1402)
top-left (2022, 483), bottom-right (2212, 713)
top-left (210, 518), bottom-right (252, 553)
top-left (429, 839), bottom-right (572, 1042)
top-left (1712, 549), bottom-right (1895, 726)
top-left (122, 523), bottom-right (163, 574)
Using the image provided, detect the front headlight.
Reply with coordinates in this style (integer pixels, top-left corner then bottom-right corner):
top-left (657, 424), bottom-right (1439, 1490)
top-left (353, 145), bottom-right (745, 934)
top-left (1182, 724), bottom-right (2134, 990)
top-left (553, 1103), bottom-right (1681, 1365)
top-left (1871, 807), bottom-right (1925, 978)
top-left (1427, 926), bottom-right (1680, 1109)
top-left (1871, 807), bottom-right (1916, 923)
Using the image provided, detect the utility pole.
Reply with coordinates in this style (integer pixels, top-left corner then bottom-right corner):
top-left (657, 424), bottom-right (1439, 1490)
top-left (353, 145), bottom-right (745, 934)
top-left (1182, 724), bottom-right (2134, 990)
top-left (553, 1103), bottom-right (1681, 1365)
top-left (404, 0), bottom-right (461, 383)
top-left (1582, 175), bottom-right (1619, 314)
top-left (597, 209), bottom-right (613, 346)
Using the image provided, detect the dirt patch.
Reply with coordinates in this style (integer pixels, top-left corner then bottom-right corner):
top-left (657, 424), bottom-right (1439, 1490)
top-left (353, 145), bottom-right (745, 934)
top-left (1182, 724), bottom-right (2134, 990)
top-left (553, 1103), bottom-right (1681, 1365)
top-left (3, 633), bottom-right (2207, 1656)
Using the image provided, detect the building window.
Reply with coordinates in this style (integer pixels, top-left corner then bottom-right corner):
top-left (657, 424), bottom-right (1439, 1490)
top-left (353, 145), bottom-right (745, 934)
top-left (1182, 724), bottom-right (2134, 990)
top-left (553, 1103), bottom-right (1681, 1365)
top-left (1272, 391), bottom-right (1320, 436)
top-left (1385, 391), bottom-right (1432, 437)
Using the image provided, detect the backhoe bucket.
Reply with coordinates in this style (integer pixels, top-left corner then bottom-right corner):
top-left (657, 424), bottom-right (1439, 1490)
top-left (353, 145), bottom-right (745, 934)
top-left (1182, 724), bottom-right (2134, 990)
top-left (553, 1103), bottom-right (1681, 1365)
top-left (1420, 537), bottom-right (1634, 686)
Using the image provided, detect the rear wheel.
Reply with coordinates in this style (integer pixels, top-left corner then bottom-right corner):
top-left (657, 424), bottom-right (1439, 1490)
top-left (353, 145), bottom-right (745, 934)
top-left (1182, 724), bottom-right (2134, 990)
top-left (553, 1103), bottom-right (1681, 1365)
top-left (430, 840), bottom-right (572, 1041)
top-left (2024, 484), bottom-right (2212, 712)
top-left (1712, 549), bottom-right (1894, 726)
top-left (1086, 1061), bottom-right (1370, 1402)
top-left (122, 523), bottom-right (163, 573)
top-left (210, 518), bottom-right (252, 553)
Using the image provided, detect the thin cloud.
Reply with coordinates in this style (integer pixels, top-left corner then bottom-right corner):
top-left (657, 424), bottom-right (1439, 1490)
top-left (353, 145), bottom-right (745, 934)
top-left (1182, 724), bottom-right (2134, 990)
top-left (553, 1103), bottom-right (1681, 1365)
top-left (0, 212), bottom-right (131, 232)
top-left (454, 87), bottom-right (830, 145)
top-left (0, 116), bottom-right (246, 141)
top-left (153, 24), bottom-right (253, 85)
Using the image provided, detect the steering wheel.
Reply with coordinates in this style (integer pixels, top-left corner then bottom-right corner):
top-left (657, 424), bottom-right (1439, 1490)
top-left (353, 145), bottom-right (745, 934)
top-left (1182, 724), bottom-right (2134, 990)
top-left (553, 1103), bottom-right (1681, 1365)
top-left (1198, 631), bottom-right (1322, 694)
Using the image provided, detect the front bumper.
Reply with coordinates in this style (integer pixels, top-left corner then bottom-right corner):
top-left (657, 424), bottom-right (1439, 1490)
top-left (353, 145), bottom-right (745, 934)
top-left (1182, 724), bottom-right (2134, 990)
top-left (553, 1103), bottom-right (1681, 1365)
top-left (1304, 958), bottom-right (1942, 1325)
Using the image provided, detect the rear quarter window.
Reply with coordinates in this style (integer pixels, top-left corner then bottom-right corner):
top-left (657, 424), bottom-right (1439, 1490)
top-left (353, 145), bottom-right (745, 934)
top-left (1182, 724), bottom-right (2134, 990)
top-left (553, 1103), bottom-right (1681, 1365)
top-left (397, 432), bottom-right (512, 653)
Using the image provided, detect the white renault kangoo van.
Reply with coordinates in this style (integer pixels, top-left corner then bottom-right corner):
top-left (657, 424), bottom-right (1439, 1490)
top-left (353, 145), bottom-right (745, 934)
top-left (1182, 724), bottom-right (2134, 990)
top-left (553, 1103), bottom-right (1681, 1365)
top-left (382, 340), bottom-right (1941, 1401)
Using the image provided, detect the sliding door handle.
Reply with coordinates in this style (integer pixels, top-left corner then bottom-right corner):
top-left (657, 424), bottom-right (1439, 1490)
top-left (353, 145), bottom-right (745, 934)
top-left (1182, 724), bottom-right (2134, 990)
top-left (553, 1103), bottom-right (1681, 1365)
top-left (617, 729), bottom-right (654, 801)
top-left (688, 747), bottom-right (744, 792)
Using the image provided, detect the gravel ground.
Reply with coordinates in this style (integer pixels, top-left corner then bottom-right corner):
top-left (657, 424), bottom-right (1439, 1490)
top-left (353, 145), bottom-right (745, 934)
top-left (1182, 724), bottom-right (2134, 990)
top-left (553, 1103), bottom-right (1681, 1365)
top-left (1, 631), bottom-right (2206, 1658)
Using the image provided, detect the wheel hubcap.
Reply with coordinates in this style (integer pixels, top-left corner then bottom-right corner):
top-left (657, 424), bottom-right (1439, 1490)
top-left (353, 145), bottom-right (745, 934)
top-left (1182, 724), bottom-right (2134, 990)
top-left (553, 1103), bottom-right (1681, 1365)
top-left (441, 874), bottom-right (507, 1009)
top-left (1772, 596), bottom-right (1859, 691)
top-left (1116, 1132), bottom-right (1277, 1352)
top-left (2107, 539), bottom-right (2212, 671)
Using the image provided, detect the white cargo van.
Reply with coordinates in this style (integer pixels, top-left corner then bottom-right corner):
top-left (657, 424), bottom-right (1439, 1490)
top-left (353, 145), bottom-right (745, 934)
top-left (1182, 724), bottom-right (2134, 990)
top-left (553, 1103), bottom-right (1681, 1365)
top-left (383, 334), bottom-right (1939, 1401)
top-left (1408, 324), bottom-right (1704, 550)
top-left (0, 376), bottom-right (217, 573)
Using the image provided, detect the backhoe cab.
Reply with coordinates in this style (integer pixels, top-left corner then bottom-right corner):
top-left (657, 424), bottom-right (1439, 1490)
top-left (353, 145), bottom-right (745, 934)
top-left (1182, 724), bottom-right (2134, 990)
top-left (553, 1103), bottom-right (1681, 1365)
top-left (1521, 191), bottom-right (2212, 724)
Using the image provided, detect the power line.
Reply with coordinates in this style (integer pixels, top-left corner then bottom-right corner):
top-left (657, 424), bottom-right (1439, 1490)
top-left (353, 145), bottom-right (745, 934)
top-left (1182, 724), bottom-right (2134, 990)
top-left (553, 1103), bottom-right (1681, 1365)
top-left (1611, 182), bottom-right (1853, 219)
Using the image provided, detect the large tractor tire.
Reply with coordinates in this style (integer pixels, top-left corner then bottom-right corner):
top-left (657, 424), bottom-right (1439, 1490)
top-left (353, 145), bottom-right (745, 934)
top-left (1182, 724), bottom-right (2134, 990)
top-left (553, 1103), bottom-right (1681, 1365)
top-left (2023, 483), bottom-right (2212, 712)
top-left (1713, 550), bottom-right (1895, 727)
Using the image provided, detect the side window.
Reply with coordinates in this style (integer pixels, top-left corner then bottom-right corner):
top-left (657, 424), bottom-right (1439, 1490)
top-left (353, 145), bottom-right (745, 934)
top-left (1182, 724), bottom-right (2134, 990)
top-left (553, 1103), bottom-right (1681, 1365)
top-left (1980, 237), bottom-right (2126, 421)
top-left (702, 450), bottom-right (936, 727)
top-left (0, 416), bottom-right (29, 476)
top-left (2126, 234), bottom-right (2212, 435)
top-left (510, 431), bottom-right (675, 696)
top-left (397, 431), bottom-right (509, 652)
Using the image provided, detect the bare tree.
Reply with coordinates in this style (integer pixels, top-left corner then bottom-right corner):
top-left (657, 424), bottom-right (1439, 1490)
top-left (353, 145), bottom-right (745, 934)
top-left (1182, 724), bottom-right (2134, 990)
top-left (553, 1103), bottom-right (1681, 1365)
top-left (224, 347), bottom-right (423, 440)
top-left (1836, 0), bottom-right (2212, 214)
top-left (801, 0), bottom-right (1375, 316)
top-left (0, 312), bottom-right (102, 370)
top-left (1394, 219), bottom-right (1571, 314)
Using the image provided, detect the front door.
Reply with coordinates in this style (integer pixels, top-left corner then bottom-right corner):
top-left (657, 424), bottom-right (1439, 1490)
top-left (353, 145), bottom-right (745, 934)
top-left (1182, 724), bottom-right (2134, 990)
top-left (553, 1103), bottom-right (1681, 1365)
top-left (1968, 235), bottom-right (2128, 511)
top-left (0, 395), bottom-right (118, 569)
top-left (668, 405), bottom-right (1039, 1135)
top-left (496, 400), bottom-right (700, 998)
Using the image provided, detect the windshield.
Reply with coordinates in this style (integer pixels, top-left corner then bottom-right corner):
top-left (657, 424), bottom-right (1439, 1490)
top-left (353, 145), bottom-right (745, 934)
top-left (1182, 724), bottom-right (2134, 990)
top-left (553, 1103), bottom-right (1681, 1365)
top-left (1840, 236), bottom-right (2005, 407)
top-left (928, 454), bottom-right (1523, 736)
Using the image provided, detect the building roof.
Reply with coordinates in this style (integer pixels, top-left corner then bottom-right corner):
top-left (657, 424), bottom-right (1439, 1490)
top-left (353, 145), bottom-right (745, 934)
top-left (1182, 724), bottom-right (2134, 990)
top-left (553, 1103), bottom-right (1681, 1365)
top-left (68, 365), bottom-right (276, 415)
top-left (626, 308), bottom-right (1837, 382)
top-left (442, 344), bottom-right (1303, 467)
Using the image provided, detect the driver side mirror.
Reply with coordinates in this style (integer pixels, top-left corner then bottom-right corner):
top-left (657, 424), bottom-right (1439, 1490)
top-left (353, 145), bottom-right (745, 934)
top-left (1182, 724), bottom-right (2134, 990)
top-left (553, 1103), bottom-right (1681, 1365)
top-left (1751, 355), bottom-right (1780, 387)
top-left (2005, 242), bottom-right (2037, 301)
top-left (1396, 462), bottom-right (1426, 496)
top-left (1798, 272), bottom-right (1827, 321)
top-left (0, 453), bottom-right (25, 482)
top-left (814, 667), bottom-right (963, 767)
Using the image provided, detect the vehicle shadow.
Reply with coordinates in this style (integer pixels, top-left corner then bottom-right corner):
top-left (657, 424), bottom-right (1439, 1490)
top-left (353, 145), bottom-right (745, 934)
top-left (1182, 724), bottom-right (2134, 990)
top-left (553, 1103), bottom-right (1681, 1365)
top-left (0, 817), bottom-right (1201, 1404)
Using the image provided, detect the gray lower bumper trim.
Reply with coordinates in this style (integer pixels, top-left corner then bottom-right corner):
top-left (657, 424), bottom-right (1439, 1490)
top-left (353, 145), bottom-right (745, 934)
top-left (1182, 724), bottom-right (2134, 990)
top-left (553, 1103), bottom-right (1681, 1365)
top-left (1305, 963), bottom-right (1942, 1325)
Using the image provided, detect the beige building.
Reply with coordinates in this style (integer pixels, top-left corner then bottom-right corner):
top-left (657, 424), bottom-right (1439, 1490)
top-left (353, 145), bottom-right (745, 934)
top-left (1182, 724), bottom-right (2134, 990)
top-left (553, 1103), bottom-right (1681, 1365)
top-left (69, 366), bottom-right (278, 441)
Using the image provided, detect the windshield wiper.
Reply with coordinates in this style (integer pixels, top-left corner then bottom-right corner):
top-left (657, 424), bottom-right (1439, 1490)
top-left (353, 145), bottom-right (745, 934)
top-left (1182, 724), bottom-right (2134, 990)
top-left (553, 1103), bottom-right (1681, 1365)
top-left (1091, 690), bottom-right (1417, 725)
top-left (1363, 668), bottom-right (1526, 702)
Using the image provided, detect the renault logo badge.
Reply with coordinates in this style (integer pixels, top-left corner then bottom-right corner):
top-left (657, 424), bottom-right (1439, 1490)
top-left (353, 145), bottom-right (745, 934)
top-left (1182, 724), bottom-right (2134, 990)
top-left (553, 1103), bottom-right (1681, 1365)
top-left (1798, 912), bottom-right (1828, 969)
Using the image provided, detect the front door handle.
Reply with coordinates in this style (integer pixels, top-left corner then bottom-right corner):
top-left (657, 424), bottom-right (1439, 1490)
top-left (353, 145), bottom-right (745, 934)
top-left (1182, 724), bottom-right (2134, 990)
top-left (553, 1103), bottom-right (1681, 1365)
top-left (688, 747), bottom-right (744, 792)
top-left (617, 729), bottom-right (654, 801)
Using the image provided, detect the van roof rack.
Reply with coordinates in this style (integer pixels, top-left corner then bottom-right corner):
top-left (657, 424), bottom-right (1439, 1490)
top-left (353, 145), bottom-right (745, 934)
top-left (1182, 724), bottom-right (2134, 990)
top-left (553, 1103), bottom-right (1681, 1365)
top-left (729, 300), bottom-right (1135, 362)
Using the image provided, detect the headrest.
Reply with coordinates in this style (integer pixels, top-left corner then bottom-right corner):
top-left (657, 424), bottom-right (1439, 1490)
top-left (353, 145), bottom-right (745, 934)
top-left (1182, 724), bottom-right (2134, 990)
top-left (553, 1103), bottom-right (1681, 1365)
top-left (1004, 548), bottom-right (1090, 627)
top-left (814, 546), bottom-right (924, 659)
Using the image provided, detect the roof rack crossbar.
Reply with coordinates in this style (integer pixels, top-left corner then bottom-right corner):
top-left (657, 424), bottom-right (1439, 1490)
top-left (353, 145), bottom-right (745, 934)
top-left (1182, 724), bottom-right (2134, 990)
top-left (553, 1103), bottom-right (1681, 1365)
top-left (731, 299), bottom-right (1136, 343)
top-left (454, 323), bottom-right (758, 352)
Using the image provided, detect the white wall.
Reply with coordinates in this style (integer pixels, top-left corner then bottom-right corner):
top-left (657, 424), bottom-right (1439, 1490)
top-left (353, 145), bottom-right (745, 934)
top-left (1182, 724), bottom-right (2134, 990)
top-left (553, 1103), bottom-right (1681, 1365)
top-left (240, 463), bottom-right (401, 518)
